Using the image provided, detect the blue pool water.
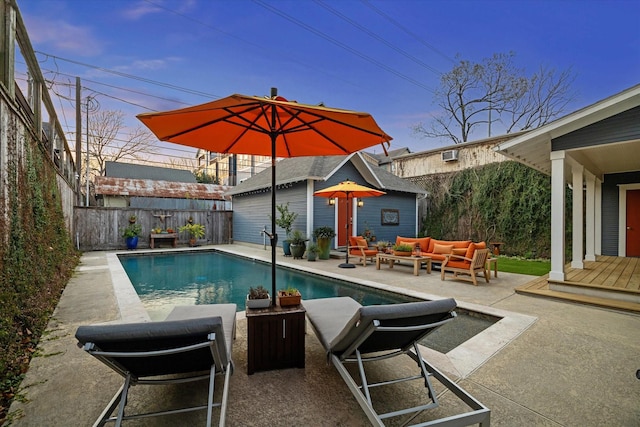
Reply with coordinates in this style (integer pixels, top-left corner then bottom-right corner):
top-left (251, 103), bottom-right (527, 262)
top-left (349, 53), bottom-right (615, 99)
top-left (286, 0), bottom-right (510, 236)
top-left (118, 250), bottom-right (417, 313)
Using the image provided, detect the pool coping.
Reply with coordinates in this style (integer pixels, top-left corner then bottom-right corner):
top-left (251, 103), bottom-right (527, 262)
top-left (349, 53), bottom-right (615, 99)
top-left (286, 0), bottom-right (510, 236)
top-left (107, 247), bottom-right (537, 379)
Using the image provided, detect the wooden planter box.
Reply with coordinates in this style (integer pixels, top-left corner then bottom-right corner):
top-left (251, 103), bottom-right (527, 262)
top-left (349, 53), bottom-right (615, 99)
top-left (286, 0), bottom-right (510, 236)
top-left (278, 291), bottom-right (301, 307)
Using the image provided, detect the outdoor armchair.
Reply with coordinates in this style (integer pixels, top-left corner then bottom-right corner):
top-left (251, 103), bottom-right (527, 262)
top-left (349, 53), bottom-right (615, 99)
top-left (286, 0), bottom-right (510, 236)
top-left (75, 304), bottom-right (236, 426)
top-left (348, 236), bottom-right (378, 267)
top-left (441, 246), bottom-right (491, 286)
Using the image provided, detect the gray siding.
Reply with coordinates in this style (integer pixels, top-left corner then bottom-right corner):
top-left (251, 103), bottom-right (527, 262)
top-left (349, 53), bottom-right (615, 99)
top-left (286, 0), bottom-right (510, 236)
top-left (356, 192), bottom-right (416, 243)
top-left (232, 183), bottom-right (307, 246)
top-left (601, 171), bottom-right (640, 255)
top-left (552, 106), bottom-right (640, 150)
top-left (313, 162), bottom-right (417, 243)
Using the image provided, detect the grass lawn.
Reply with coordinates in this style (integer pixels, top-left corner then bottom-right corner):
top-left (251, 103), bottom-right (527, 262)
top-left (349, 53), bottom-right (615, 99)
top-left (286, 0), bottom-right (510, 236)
top-left (497, 256), bottom-right (550, 276)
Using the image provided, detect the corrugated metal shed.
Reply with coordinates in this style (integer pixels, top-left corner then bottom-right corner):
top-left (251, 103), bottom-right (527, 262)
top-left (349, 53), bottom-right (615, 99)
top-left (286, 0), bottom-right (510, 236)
top-left (94, 176), bottom-right (231, 200)
top-left (105, 161), bottom-right (197, 182)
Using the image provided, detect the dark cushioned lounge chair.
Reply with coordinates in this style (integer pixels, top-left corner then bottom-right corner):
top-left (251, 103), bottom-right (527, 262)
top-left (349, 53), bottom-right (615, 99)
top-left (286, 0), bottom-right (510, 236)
top-left (303, 297), bottom-right (490, 427)
top-left (75, 304), bottom-right (236, 426)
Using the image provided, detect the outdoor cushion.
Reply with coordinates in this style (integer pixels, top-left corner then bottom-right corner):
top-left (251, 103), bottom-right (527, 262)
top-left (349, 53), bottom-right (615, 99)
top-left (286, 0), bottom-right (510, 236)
top-left (433, 244), bottom-right (454, 254)
top-left (446, 259), bottom-right (471, 269)
top-left (452, 248), bottom-right (467, 255)
top-left (302, 297), bottom-right (362, 351)
top-left (464, 242), bottom-right (477, 260)
top-left (356, 238), bottom-right (368, 248)
top-left (395, 236), bottom-right (430, 251)
top-left (400, 241), bottom-right (418, 248)
top-left (428, 239), bottom-right (471, 252)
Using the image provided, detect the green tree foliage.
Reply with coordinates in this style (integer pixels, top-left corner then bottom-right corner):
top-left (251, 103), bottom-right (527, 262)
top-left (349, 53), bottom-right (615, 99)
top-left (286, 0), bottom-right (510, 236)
top-left (0, 140), bottom-right (78, 420)
top-left (420, 161), bottom-right (571, 258)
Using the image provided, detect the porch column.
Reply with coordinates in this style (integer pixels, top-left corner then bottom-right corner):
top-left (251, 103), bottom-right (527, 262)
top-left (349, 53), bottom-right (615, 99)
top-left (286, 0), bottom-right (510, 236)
top-left (571, 163), bottom-right (584, 269)
top-left (595, 177), bottom-right (602, 255)
top-left (584, 171), bottom-right (596, 262)
top-left (550, 151), bottom-right (566, 281)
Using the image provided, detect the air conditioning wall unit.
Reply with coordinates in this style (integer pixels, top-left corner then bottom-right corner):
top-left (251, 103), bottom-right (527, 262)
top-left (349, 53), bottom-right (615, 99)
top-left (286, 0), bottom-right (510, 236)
top-left (441, 149), bottom-right (459, 162)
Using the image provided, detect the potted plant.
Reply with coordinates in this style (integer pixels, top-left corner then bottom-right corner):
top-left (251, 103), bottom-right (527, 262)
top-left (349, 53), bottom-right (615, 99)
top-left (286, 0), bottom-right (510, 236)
top-left (128, 215), bottom-right (137, 224)
top-left (363, 221), bottom-right (376, 243)
top-left (179, 223), bottom-right (205, 247)
top-left (392, 243), bottom-right (413, 256)
top-left (306, 243), bottom-right (320, 261)
top-left (272, 203), bottom-right (298, 256)
top-left (277, 286), bottom-right (301, 307)
top-left (313, 226), bottom-right (335, 260)
top-left (247, 285), bottom-right (271, 309)
top-left (376, 240), bottom-right (390, 252)
top-left (289, 230), bottom-right (308, 259)
top-left (122, 223), bottom-right (142, 250)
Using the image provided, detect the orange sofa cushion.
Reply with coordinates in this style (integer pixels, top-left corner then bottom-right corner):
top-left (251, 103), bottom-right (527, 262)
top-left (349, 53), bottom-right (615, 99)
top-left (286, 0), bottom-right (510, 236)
top-left (428, 239), bottom-right (471, 253)
top-left (464, 242), bottom-right (477, 260)
top-left (452, 248), bottom-right (467, 256)
top-left (395, 236), bottom-right (430, 251)
top-left (433, 243), bottom-right (454, 254)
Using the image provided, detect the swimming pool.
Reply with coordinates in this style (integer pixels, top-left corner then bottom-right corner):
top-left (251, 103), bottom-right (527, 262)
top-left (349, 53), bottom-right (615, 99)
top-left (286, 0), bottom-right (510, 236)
top-left (118, 250), bottom-right (419, 316)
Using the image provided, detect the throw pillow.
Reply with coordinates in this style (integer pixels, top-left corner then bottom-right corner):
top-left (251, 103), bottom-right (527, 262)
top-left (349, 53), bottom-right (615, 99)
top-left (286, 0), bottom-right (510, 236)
top-left (433, 243), bottom-right (454, 254)
top-left (452, 248), bottom-right (467, 256)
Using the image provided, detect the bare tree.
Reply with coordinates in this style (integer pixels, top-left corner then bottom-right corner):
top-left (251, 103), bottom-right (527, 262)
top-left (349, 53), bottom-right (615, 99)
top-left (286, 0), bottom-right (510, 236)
top-left (87, 110), bottom-right (155, 178)
top-left (413, 52), bottom-right (576, 144)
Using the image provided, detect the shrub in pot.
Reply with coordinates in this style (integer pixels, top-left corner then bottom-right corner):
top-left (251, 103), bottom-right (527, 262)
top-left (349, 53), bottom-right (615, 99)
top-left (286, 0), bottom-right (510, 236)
top-left (289, 230), bottom-right (308, 259)
top-left (313, 226), bottom-right (335, 260)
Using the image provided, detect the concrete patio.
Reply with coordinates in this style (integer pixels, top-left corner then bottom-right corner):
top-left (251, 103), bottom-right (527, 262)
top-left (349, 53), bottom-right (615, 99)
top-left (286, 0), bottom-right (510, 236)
top-left (8, 243), bottom-right (640, 426)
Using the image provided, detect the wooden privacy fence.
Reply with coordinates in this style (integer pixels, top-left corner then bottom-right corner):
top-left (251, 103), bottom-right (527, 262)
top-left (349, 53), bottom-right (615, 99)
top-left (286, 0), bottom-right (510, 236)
top-left (74, 207), bottom-right (233, 251)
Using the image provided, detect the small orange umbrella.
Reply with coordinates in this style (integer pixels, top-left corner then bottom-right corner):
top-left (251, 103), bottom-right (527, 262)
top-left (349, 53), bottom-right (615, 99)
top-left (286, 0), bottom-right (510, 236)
top-left (138, 88), bottom-right (391, 303)
top-left (314, 180), bottom-right (385, 268)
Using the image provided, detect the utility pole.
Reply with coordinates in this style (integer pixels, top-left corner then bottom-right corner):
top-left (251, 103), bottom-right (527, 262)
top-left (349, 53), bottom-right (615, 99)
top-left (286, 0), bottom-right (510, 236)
top-left (85, 96), bottom-right (92, 207)
top-left (75, 77), bottom-right (82, 205)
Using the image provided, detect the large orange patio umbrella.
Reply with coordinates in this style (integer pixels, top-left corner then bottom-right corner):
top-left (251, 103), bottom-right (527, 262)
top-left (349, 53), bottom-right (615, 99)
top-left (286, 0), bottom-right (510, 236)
top-left (314, 180), bottom-right (385, 268)
top-left (138, 88), bottom-right (391, 304)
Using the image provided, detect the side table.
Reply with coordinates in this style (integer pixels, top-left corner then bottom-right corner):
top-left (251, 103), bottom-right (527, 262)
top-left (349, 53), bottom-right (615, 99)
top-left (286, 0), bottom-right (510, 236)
top-left (246, 304), bottom-right (305, 375)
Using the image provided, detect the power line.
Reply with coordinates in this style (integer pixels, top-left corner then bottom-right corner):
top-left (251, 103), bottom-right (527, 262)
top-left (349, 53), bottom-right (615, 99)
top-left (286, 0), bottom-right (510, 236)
top-left (361, 0), bottom-right (456, 65)
top-left (34, 51), bottom-right (220, 99)
top-left (313, 0), bottom-right (442, 75)
top-left (141, 0), bottom-right (375, 96)
top-left (40, 68), bottom-right (191, 107)
top-left (252, 0), bottom-right (435, 94)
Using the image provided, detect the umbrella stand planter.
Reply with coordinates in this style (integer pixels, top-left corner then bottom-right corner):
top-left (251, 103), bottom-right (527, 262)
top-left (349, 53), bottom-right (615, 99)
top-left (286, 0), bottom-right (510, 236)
top-left (138, 88), bottom-right (391, 305)
top-left (277, 288), bottom-right (301, 307)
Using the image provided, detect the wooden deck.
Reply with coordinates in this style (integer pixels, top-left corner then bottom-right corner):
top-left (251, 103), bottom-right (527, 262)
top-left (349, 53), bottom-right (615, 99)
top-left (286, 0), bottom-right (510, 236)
top-left (516, 256), bottom-right (640, 313)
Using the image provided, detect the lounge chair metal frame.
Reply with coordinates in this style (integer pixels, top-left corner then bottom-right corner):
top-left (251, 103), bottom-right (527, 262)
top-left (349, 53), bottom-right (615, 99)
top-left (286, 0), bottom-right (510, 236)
top-left (304, 297), bottom-right (490, 427)
top-left (76, 309), bottom-right (235, 427)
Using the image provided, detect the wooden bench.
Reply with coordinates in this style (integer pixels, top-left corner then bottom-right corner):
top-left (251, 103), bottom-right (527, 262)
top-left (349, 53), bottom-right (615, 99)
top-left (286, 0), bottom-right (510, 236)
top-left (150, 233), bottom-right (178, 249)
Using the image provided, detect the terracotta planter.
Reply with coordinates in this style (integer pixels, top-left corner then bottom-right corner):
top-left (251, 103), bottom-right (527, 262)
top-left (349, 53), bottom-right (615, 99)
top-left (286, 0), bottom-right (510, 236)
top-left (277, 291), bottom-right (301, 307)
top-left (393, 250), bottom-right (412, 257)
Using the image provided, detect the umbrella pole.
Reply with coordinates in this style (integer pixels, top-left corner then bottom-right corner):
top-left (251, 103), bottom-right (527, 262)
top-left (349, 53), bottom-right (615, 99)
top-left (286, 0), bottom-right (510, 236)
top-left (270, 131), bottom-right (278, 306)
top-left (339, 194), bottom-right (355, 268)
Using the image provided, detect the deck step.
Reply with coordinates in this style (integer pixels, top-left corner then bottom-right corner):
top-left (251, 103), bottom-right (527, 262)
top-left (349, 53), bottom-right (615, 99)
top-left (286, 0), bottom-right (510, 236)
top-left (516, 285), bottom-right (640, 313)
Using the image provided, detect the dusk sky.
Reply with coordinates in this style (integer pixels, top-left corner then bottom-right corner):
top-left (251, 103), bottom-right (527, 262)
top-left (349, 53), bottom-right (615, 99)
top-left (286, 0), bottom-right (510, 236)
top-left (16, 0), bottom-right (640, 164)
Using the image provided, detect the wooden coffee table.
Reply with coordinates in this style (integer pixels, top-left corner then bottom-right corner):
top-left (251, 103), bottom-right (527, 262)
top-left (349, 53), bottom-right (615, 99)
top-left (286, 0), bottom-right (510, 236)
top-left (376, 253), bottom-right (431, 276)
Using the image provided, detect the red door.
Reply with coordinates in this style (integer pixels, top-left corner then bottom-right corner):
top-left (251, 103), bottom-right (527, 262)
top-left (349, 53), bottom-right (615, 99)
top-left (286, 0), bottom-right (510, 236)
top-left (627, 189), bottom-right (640, 257)
top-left (337, 198), bottom-right (351, 247)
